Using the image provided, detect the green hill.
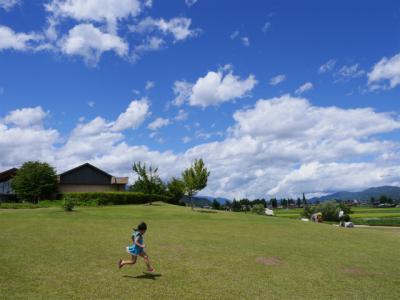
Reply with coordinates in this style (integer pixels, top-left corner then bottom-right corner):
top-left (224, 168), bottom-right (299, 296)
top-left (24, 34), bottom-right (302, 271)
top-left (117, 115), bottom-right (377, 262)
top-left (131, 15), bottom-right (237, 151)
top-left (311, 185), bottom-right (400, 202)
top-left (1, 203), bottom-right (400, 299)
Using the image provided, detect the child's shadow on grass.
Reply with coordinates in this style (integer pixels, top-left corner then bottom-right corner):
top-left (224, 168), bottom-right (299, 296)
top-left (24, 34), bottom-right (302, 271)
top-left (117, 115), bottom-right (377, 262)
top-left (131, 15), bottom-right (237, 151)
top-left (123, 273), bottom-right (162, 280)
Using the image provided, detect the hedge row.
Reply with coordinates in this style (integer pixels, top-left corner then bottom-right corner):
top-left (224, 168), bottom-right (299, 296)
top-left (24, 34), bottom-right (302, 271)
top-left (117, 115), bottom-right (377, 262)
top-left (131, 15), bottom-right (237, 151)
top-left (61, 192), bottom-right (173, 205)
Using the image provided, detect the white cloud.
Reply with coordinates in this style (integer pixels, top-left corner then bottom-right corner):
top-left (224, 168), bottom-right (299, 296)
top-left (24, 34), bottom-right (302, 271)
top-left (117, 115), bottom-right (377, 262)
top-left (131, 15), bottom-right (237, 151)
top-left (0, 0), bottom-right (19, 10)
top-left (132, 17), bottom-right (198, 41)
top-left (3, 107), bottom-right (48, 128)
top-left (175, 109), bottom-right (188, 121)
top-left (132, 36), bottom-right (164, 62)
top-left (173, 67), bottom-right (257, 108)
top-left (319, 59), bottom-right (336, 73)
top-left (241, 37), bottom-right (250, 47)
top-left (171, 80), bottom-right (194, 106)
top-left (269, 74), bottom-right (286, 86)
top-left (262, 22), bottom-right (271, 33)
top-left (334, 64), bottom-right (365, 82)
top-left (185, 0), bottom-right (197, 7)
top-left (2, 96), bottom-right (400, 199)
top-left (59, 23), bottom-right (128, 65)
top-left (368, 53), bottom-right (400, 90)
top-left (148, 117), bottom-right (170, 130)
top-left (112, 98), bottom-right (149, 131)
top-left (0, 25), bottom-right (40, 51)
top-left (295, 82), bottom-right (313, 95)
top-left (145, 80), bottom-right (155, 90)
top-left (182, 136), bottom-right (191, 144)
top-left (88, 101), bottom-right (95, 108)
top-left (230, 30), bottom-right (239, 40)
top-left (46, 0), bottom-right (144, 33)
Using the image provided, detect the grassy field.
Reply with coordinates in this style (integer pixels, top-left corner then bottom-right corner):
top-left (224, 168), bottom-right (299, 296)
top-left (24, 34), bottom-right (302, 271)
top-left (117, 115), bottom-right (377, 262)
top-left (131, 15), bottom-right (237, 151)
top-left (1, 203), bottom-right (400, 299)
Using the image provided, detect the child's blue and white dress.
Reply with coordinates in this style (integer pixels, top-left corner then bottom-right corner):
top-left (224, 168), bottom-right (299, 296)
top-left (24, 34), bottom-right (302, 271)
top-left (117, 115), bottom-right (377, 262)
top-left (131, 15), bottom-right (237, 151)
top-left (126, 230), bottom-right (143, 256)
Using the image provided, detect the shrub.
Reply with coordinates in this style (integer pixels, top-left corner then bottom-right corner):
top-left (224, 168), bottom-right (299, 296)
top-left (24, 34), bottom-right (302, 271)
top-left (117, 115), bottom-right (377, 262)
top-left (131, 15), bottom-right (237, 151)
top-left (0, 202), bottom-right (40, 209)
top-left (61, 192), bottom-right (172, 206)
top-left (302, 201), bottom-right (353, 221)
top-left (62, 196), bottom-right (75, 211)
top-left (251, 204), bottom-right (265, 215)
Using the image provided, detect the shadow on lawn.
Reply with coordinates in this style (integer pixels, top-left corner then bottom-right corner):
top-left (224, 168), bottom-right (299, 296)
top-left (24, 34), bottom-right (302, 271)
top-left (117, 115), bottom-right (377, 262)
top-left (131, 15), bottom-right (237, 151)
top-left (123, 273), bottom-right (162, 280)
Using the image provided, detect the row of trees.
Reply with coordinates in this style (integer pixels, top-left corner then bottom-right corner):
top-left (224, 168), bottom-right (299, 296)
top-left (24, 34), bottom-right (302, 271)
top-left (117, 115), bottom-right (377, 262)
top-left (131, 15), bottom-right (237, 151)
top-left (9, 159), bottom-right (210, 205)
top-left (130, 158), bottom-right (210, 205)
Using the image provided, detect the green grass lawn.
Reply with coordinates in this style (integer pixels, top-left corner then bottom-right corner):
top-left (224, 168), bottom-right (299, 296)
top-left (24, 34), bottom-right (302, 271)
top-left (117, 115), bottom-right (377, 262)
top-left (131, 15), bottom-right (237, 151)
top-left (1, 203), bottom-right (400, 299)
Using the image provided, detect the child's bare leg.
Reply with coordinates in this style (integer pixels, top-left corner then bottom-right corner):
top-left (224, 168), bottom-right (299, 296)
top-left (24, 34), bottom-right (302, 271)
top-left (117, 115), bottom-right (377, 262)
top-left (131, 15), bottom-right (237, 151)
top-left (141, 253), bottom-right (153, 270)
top-left (120, 255), bottom-right (137, 268)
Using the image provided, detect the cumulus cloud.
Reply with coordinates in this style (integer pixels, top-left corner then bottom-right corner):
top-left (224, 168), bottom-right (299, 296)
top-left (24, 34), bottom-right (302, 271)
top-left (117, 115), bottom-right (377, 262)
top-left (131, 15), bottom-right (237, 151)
top-left (148, 117), bottom-right (170, 130)
top-left (3, 107), bottom-right (47, 128)
top-left (132, 17), bottom-right (198, 42)
top-left (0, 25), bottom-right (41, 51)
top-left (2, 96), bottom-right (400, 199)
top-left (319, 59), bottom-right (336, 73)
top-left (112, 98), bottom-right (149, 131)
top-left (295, 82), bottom-right (313, 95)
top-left (0, 0), bottom-right (19, 10)
top-left (59, 23), bottom-right (128, 65)
top-left (0, 0), bottom-right (198, 65)
top-left (45, 0), bottom-right (144, 33)
top-left (269, 74), bottom-right (286, 86)
top-left (172, 66), bottom-right (257, 108)
top-left (368, 53), bottom-right (400, 90)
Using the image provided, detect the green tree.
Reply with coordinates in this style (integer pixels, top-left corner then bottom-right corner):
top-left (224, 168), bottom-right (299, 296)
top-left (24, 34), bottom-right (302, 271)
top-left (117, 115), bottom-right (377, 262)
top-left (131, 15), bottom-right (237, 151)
top-left (11, 161), bottom-right (58, 203)
top-left (182, 158), bottom-right (210, 199)
top-left (231, 199), bottom-right (242, 212)
top-left (270, 198), bottom-right (278, 208)
top-left (296, 197), bottom-right (301, 208)
top-left (212, 199), bottom-right (221, 210)
top-left (251, 203), bottom-right (265, 215)
top-left (302, 193), bottom-right (307, 206)
top-left (167, 177), bottom-right (185, 205)
top-left (130, 162), bottom-right (166, 203)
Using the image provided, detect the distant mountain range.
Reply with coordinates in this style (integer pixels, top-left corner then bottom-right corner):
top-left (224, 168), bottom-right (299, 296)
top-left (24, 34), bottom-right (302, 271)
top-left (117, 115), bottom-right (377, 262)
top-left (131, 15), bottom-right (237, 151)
top-left (310, 186), bottom-right (400, 202)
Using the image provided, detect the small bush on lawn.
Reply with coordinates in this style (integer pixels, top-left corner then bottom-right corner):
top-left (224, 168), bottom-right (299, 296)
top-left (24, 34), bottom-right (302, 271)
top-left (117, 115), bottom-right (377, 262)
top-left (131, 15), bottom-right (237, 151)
top-left (62, 196), bottom-right (75, 211)
top-left (252, 204), bottom-right (265, 215)
top-left (61, 192), bottom-right (172, 206)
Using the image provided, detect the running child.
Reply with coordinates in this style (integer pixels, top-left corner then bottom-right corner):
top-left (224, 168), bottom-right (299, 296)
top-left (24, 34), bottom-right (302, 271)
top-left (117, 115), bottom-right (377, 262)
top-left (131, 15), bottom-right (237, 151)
top-left (118, 222), bottom-right (155, 272)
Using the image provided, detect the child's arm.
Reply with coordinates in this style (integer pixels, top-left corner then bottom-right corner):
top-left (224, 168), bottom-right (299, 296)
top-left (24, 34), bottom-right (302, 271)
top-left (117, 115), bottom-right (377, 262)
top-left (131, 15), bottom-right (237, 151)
top-left (134, 235), bottom-right (145, 248)
top-left (135, 239), bottom-right (145, 248)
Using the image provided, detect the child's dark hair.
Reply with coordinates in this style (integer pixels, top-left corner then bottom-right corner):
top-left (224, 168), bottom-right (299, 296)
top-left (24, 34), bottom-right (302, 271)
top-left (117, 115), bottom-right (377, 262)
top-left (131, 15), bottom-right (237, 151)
top-left (136, 222), bottom-right (147, 231)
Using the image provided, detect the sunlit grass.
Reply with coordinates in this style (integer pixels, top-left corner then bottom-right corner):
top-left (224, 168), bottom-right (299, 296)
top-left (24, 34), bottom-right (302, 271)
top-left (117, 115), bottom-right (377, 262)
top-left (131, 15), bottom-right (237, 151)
top-left (1, 203), bottom-right (400, 299)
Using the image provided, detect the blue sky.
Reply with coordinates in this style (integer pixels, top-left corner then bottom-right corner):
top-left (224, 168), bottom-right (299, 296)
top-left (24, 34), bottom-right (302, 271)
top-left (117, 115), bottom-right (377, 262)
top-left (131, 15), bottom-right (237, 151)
top-left (1, 0), bottom-right (400, 199)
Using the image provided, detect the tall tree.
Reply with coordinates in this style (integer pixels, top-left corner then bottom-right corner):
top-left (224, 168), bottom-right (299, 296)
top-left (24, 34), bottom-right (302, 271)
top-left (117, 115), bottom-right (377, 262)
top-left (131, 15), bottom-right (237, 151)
top-left (182, 159), bottom-right (210, 207)
top-left (302, 193), bottom-right (307, 206)
top-left (11, 161), bottom-right (58, 203)
top-left (167, 177), bottom-right (185, 205)
top-left (130, 162), bottom-right (165, 203)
